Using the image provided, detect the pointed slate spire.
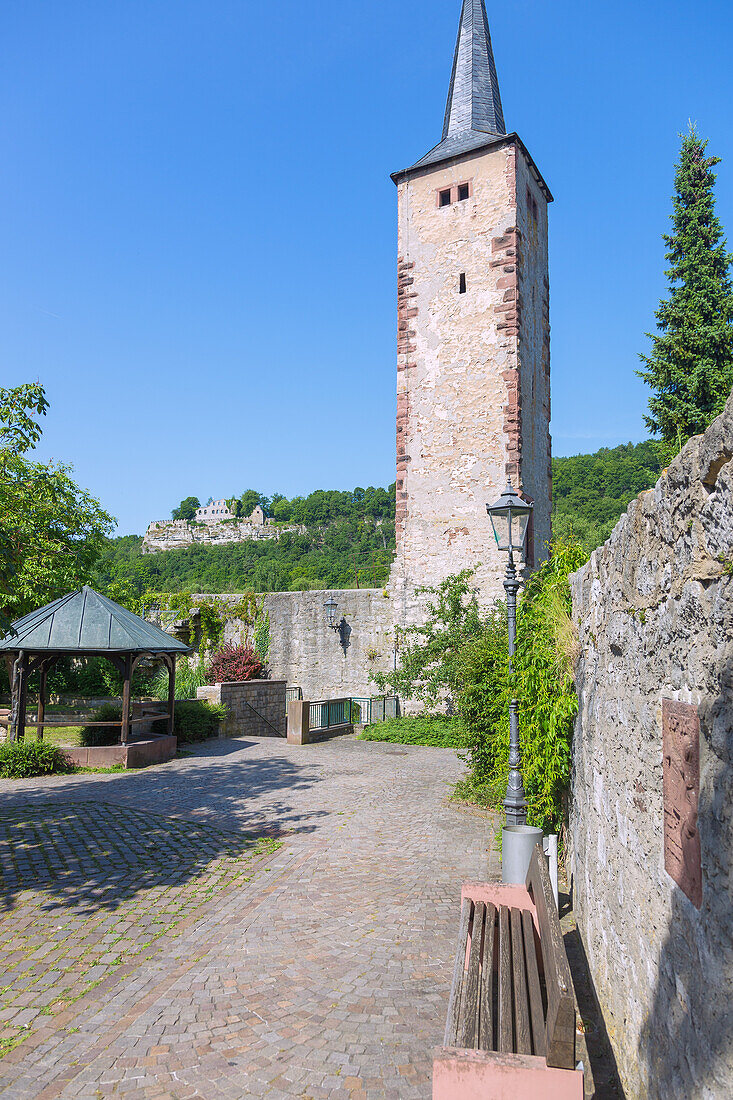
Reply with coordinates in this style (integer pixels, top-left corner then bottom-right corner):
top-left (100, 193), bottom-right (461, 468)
top-left (443, 0), bottom-right (505, 139)
top-left (402, 0), bottom-right (507, 175)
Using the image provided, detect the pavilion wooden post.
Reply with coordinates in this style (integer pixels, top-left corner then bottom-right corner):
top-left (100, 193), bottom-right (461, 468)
top-left (164, 654), bottom-right (176, 738)
top-left (11, 652), bottom-right (28, 743)
top-left (121, 654), bottom-right (132, 744)
top-left (36, 658), bottom-right (51, 742)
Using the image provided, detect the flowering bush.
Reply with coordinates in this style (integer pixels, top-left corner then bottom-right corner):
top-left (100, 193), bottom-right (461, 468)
top-left (207, 644), bottom-right (264, 684)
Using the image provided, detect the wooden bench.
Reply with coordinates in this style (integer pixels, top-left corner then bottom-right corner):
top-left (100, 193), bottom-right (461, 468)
top-left (434, 843), bottom-right (583, 1099)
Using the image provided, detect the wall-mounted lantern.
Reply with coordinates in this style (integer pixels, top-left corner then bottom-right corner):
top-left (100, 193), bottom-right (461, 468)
top-left (324, 596), bottom-right (350, 651)
top-left (324, 597), bottom-right (339, 630)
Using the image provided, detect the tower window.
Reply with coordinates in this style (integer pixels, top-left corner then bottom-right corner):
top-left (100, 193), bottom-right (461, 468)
top-left (459, 273), bottom-right (467, 294)
top-left (457, 183), bottom-right (470, 202)
top-left (439, 188), bottom-right (452, 207)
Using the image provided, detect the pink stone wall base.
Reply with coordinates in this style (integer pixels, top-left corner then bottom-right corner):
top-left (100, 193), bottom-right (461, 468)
top-left (433, 1048), bottom-right (583, 1100)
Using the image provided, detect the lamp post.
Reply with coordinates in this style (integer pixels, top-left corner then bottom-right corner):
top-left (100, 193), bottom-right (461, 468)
top-left (486, 483), bottom-right (534, 827)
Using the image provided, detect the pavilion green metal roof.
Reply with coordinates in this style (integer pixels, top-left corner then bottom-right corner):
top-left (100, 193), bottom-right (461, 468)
top-left (0, 586), bottom-right (191, 654)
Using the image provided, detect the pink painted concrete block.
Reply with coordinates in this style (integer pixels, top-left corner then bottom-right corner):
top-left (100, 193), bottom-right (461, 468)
top-left (461, 881), bottom-right (539, 936)
top-left (433, 1048), bottom-right (583, 1100)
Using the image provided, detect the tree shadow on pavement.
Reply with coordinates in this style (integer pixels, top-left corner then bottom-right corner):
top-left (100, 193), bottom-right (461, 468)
top-left (0, 739), bottom-right (328, 914)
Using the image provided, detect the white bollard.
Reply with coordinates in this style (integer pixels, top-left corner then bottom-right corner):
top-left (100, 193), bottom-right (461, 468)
top-left (543, 833), bottom-right (559, 911)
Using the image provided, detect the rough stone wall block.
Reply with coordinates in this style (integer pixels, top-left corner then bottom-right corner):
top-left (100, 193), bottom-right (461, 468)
top-left (197, 679), bottom-right (286, 738)
top-left (569, 394), bottom-right (733, 1098)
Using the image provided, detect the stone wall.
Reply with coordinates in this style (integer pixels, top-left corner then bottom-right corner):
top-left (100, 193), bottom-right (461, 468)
top-left (197, 679), bottom-right (286, 738)
top-left (569, 398), bottom-right (733, 1098)
top-left (204, 589), bottom-right (395, 702)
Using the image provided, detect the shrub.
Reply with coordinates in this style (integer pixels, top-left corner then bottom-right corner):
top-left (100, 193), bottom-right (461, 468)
top-left (0, 740), bottom-right (75, 778)
top-left (454, 539), bottom-right (587, 834)
top-left (359, 716), bottom-right (463, 747)
top-left (81, 703), bottom-right (122, 747)
top-left (371, 570), bottom-right (485, 711)
top-left (153, 699), bottom-right (227, 744)
top-left (207, 644), bottom-right (264, 685)
top-left (151, 656), bottom-right (208, 701)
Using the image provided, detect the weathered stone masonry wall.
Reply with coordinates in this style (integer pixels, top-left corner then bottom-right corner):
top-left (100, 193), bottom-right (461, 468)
top-left (197, 680), bottom-right (286, 738)
top-left (570, 398), bottom-right (733, 1099)
top-left (211, 589), bottom-right (395, 703)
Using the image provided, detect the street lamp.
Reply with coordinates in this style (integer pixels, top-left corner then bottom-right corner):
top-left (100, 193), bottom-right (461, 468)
top-left (486, 483), bottom-right (534, 826)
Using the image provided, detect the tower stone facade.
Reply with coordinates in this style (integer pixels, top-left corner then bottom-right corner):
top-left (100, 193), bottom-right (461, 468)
top-left (390, 0), bottom-right (552, 629)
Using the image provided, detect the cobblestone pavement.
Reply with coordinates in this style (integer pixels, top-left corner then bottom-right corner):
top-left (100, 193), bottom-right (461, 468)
top-left (0, 736), bottom-right (495, 1099)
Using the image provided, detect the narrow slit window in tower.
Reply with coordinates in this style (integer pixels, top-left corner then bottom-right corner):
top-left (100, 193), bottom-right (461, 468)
top-left (439, 188), bottom-right (452, 207)
top-left (459, 273), bottom-right (467, 294)
top-left (457, 183), bottom-right (470, 202)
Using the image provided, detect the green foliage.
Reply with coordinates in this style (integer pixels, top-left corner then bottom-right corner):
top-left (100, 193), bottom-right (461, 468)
top-left (253, 610), bottom-right (271, 664)
top-left (638, 126), bottom-right (733, 445)
top-left (82, 703), bottom-right (122, 747)
top-left (172, 496), bottom-right (200, 521)
top-left (0, 739), bottom-right (75, 778)
top-left (454, 541), bottom-right (587, 833)
top-left (151, 656), bottom-right (208, 700)
top-left (154, 699), bottom-right (227, 743)
top-left (551, 440), bottom-right (665, 552)
top-left (371, 570), bottom-right (486, 709)
top-left (0, 383), bottom-right (114, 633)
top-left (359, 716), bottom-right (463, 747)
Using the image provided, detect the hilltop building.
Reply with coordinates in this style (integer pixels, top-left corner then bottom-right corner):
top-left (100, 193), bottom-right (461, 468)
top-left (195, 499), bottom-right (234, 522)
top-left (389, 0), bottom-right (552, 628)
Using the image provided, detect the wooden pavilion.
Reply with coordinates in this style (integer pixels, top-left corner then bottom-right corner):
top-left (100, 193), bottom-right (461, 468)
top-left (0, 586), bottom-right (191, 744)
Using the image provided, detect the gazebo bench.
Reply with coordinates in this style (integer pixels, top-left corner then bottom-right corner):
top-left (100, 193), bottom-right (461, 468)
top-left (434, 844), bottom-right (583, 1099)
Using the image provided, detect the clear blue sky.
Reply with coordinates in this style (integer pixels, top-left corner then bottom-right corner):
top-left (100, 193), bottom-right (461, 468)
top-left (2, 1), bottom-right (732, 535)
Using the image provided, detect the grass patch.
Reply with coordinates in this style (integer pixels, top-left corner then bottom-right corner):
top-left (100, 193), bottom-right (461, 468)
top-left (359, 715), bottom-right (463, 747)
top-left (452, 772), bottom-right (506, 812)
top-left (23, 727), bottom-right (84, 747)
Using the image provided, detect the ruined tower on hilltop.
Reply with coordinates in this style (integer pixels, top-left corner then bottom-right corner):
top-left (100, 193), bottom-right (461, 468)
top-left (390, 0), bottom-right (553, 628)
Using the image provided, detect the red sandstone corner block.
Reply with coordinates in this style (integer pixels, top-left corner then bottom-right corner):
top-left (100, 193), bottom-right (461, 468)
top-left (433, 1048), bottom-right (583, 1100)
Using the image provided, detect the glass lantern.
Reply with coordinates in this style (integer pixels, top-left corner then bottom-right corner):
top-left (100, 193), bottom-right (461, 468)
top-left (486, 484), bottom-right (533, 555)
top-left (324, 597), bottom-right (339, 629)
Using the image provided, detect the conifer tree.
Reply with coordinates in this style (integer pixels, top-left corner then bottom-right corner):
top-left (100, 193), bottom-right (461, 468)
top-left (638, 126), bottom-right (733, 445)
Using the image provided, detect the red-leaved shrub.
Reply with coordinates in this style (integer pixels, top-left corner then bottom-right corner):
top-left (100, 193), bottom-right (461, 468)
top-left (207, 644), bottom-right (264, 684)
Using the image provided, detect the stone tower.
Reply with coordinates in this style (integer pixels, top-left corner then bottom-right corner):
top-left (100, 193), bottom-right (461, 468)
top-left (390, 0), bottom-right (552, 628)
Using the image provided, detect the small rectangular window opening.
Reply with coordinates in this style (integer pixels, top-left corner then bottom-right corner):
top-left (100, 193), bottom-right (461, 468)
top-left (439, 188), bottom-right (452, 207)
top-left (457, 183), bottom-right (470, 202)
top-left (459, 273), bottom-right (467, 294)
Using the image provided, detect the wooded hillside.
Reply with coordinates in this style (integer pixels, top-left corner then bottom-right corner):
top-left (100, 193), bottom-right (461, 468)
top-left (93, 443), bottom-right (665, 596)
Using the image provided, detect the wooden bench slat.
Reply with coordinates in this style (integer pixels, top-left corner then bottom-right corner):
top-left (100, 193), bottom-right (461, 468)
top-left (521, 907), bottom-right (546, 1058)
top-left (511, 906), bottom-right (532, 1055)
top-left (478, 902), bottom-right (496, 1052)
top-left (498, 905), bottom-right (512, 1053)
top-left (444, 898), bottom-right (473, 1047)
top-left (527, 844), bottom-right (576, 1069)
top-left (460, 901), bottom-right (484, 1049)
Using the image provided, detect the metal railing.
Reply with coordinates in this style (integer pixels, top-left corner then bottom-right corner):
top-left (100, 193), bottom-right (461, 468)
top-left (308, 696), bottom-right (398, 731)
top-left (286, 686), bottom-right (303, 705)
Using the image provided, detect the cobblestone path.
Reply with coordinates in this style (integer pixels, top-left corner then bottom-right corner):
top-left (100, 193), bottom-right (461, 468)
top-left (0, 736), bottom-right (495, 1099)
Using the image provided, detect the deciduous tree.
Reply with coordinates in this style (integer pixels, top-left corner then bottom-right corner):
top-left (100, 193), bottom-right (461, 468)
top-left (0, 383), bottom-right (114, 632)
